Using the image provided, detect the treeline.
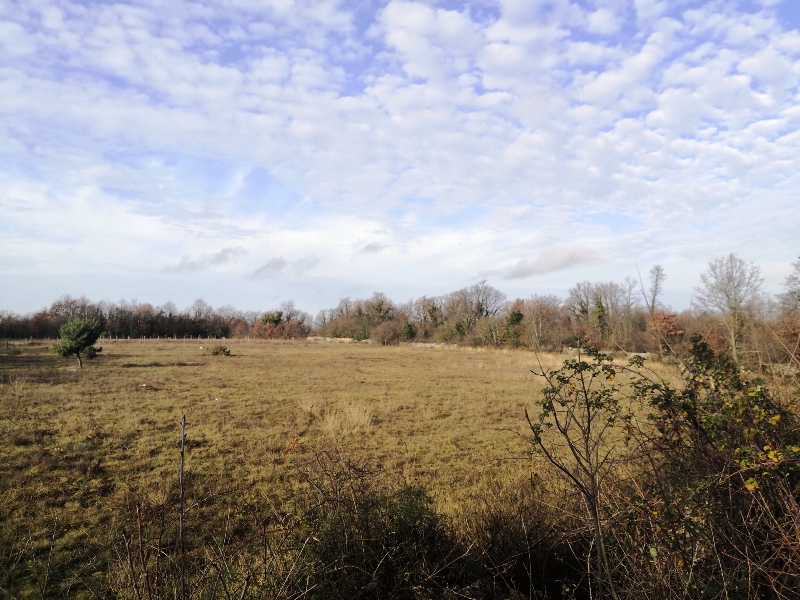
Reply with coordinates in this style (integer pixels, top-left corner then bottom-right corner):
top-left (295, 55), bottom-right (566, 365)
top-left (0, 297), bottom-right (262, 340)
top-left (2, 256), bottom-right (799, 367)
top-left (310, 258), bottom-right (799, 369)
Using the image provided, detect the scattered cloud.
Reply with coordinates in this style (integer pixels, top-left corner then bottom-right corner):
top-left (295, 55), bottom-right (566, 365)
top-left (292, 256), bottom-right (320, 273)
top-left (165, 247), bottom-right (246, 273)
top-left (0, 0), bottom-right (797, 314)
top-left (506, 247), bottom-right (602, 280)
top-left (587, 9), bottom-right (621, 36)
top-left (250, 257), bottom-right (290, 279)
top-left (359, 242), bottom-right (387, 254)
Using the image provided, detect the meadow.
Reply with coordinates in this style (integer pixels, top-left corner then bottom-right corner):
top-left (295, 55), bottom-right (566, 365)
top-left (0, 338), bottom-right (568, 598)
top-left (4, 339), bottom-right (796, 599)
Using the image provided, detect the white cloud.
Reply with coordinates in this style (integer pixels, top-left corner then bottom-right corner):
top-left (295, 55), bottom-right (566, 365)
top-left (0, 20), bottom-right (34, 56)
top-left (566, 40), bottom-right (626, 66)
top-left (379, 1), bottom-right (481, 82)
top-left (634, 0), bottom-right (668, 24)
top-left (0, 0), bottom-right (798, 314)
top-left (587, 8), bottom-right (620, 35)
top-left (646, 87), bottom-right (712, 133)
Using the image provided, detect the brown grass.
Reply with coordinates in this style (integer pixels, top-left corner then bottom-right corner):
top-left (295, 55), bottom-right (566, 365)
top-left (0, 339), bottom-right (663, 597)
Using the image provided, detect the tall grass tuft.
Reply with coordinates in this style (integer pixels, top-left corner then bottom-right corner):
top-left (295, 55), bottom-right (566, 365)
top-left (319, 400), bottom-right (375, 436)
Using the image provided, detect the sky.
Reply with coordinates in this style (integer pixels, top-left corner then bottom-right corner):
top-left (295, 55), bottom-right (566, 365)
top-left (2, 0), bottom-right (799, 317)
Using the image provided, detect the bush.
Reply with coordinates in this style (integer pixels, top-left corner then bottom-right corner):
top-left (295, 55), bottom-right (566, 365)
top-left (527, 336), bottom-right (800, 599)
top-left (108, 451), bottom-right (464, 600)
top-left (458, 476), bottom-right (585, 598)
top-left (371, 320), bottom-right (402, 345)
top-left (294, 452), bottom-right (459, 599)
top-left (616, 334), bottom-right (800, 598)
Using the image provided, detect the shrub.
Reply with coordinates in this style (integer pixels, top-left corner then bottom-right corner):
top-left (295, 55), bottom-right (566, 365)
top-left (458, 476), bottom-right (584, 598)
top-left (294, 452), bottom-right (459, 599)
top-left (617, 334), bottom-right (800, 598)
top-left (527, 336), bottom-right (800, 598)
top-left (108, 450), bottom-right (463, 600)
top-left (371, 320), bottom-right (402, 345)
top-left (526, 344), bottom-right (635, 600)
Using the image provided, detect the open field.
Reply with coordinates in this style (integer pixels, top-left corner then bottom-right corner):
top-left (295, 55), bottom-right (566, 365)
top-left (0, 339), bottom-right (564, 494)
top-left (4, 339), bottom-right (797, 599)
top-left (1, 339), bottom-right (575, 597)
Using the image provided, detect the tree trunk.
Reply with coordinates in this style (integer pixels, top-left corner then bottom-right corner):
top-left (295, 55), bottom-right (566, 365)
top-left (723, 315), bottom-right (738, 363)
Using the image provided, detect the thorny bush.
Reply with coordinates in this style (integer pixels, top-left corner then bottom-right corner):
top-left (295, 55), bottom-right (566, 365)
top-left (528, 336), bottom-right (800, 599)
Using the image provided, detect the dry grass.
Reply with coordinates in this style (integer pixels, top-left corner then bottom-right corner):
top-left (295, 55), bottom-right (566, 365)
top-left (0, 340), bottom-right (662, 495)
top-left (0, 338), bottom-right (672, 597)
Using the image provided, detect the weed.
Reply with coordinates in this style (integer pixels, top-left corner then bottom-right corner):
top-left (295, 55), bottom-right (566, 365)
top-left (7, 373), bottom-right (30, 396)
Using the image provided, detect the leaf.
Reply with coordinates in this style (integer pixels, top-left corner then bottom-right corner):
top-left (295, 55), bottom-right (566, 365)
top-left (768, 414), bottom-right (781, 426)
top-left (744, 478), bottom-right (759, 491)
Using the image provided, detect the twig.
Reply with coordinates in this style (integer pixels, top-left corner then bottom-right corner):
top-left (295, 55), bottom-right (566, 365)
top-left (179, 415), bottom-right (187, 600)
top-left (122, 530), bottom-right (144, 600)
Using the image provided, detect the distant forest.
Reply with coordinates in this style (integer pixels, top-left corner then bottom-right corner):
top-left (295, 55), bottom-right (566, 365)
top-left (3, 256), bottom-right (800, 368)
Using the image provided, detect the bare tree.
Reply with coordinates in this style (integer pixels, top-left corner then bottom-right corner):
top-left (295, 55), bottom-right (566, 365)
top-left (778, 257), bottom-right (800, 313)
top-left (523, 295), bottom-right (566, 351)
top-left (411, 295), bottom-right (446, 339)
top-left (648, 265), bottom-right (666, 313)
top-left (189, 298), bottom-right (213, 320)
top-left (333, 297), bottom-right (352, 319)
top-left (469, 280), bottom-right (506, 318)
top-left (567, 281), bottom-right (643, 349)
top-left (620, 276), bottom-right (641, 348)
top-left (280, 300), bottom-right (300, 322)
top-left (159, 301), bottom-right (178, 318)
top-left (367, 292), bottom-right (395, 322)
top-left (566, 281), bottom-right (594, 323)
top-left (49, 294), bottom-right (80, 319)
top-left (695, 254), bottom-right (763, 362)
top-left (445, 281), bottom-right (505, 339)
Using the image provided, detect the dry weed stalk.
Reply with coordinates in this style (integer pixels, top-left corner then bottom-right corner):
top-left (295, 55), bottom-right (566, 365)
top-left (7, 372), bottom-right (30, 395)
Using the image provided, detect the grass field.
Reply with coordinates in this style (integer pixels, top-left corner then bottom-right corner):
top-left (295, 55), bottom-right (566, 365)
top-left (6, 339), bottom-right (794, 599)
top-left (1, 338), bottom-right (571, 597)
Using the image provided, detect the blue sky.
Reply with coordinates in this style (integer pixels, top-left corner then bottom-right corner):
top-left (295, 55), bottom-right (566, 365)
top-left (1, 0), bottom-right (799, 315)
